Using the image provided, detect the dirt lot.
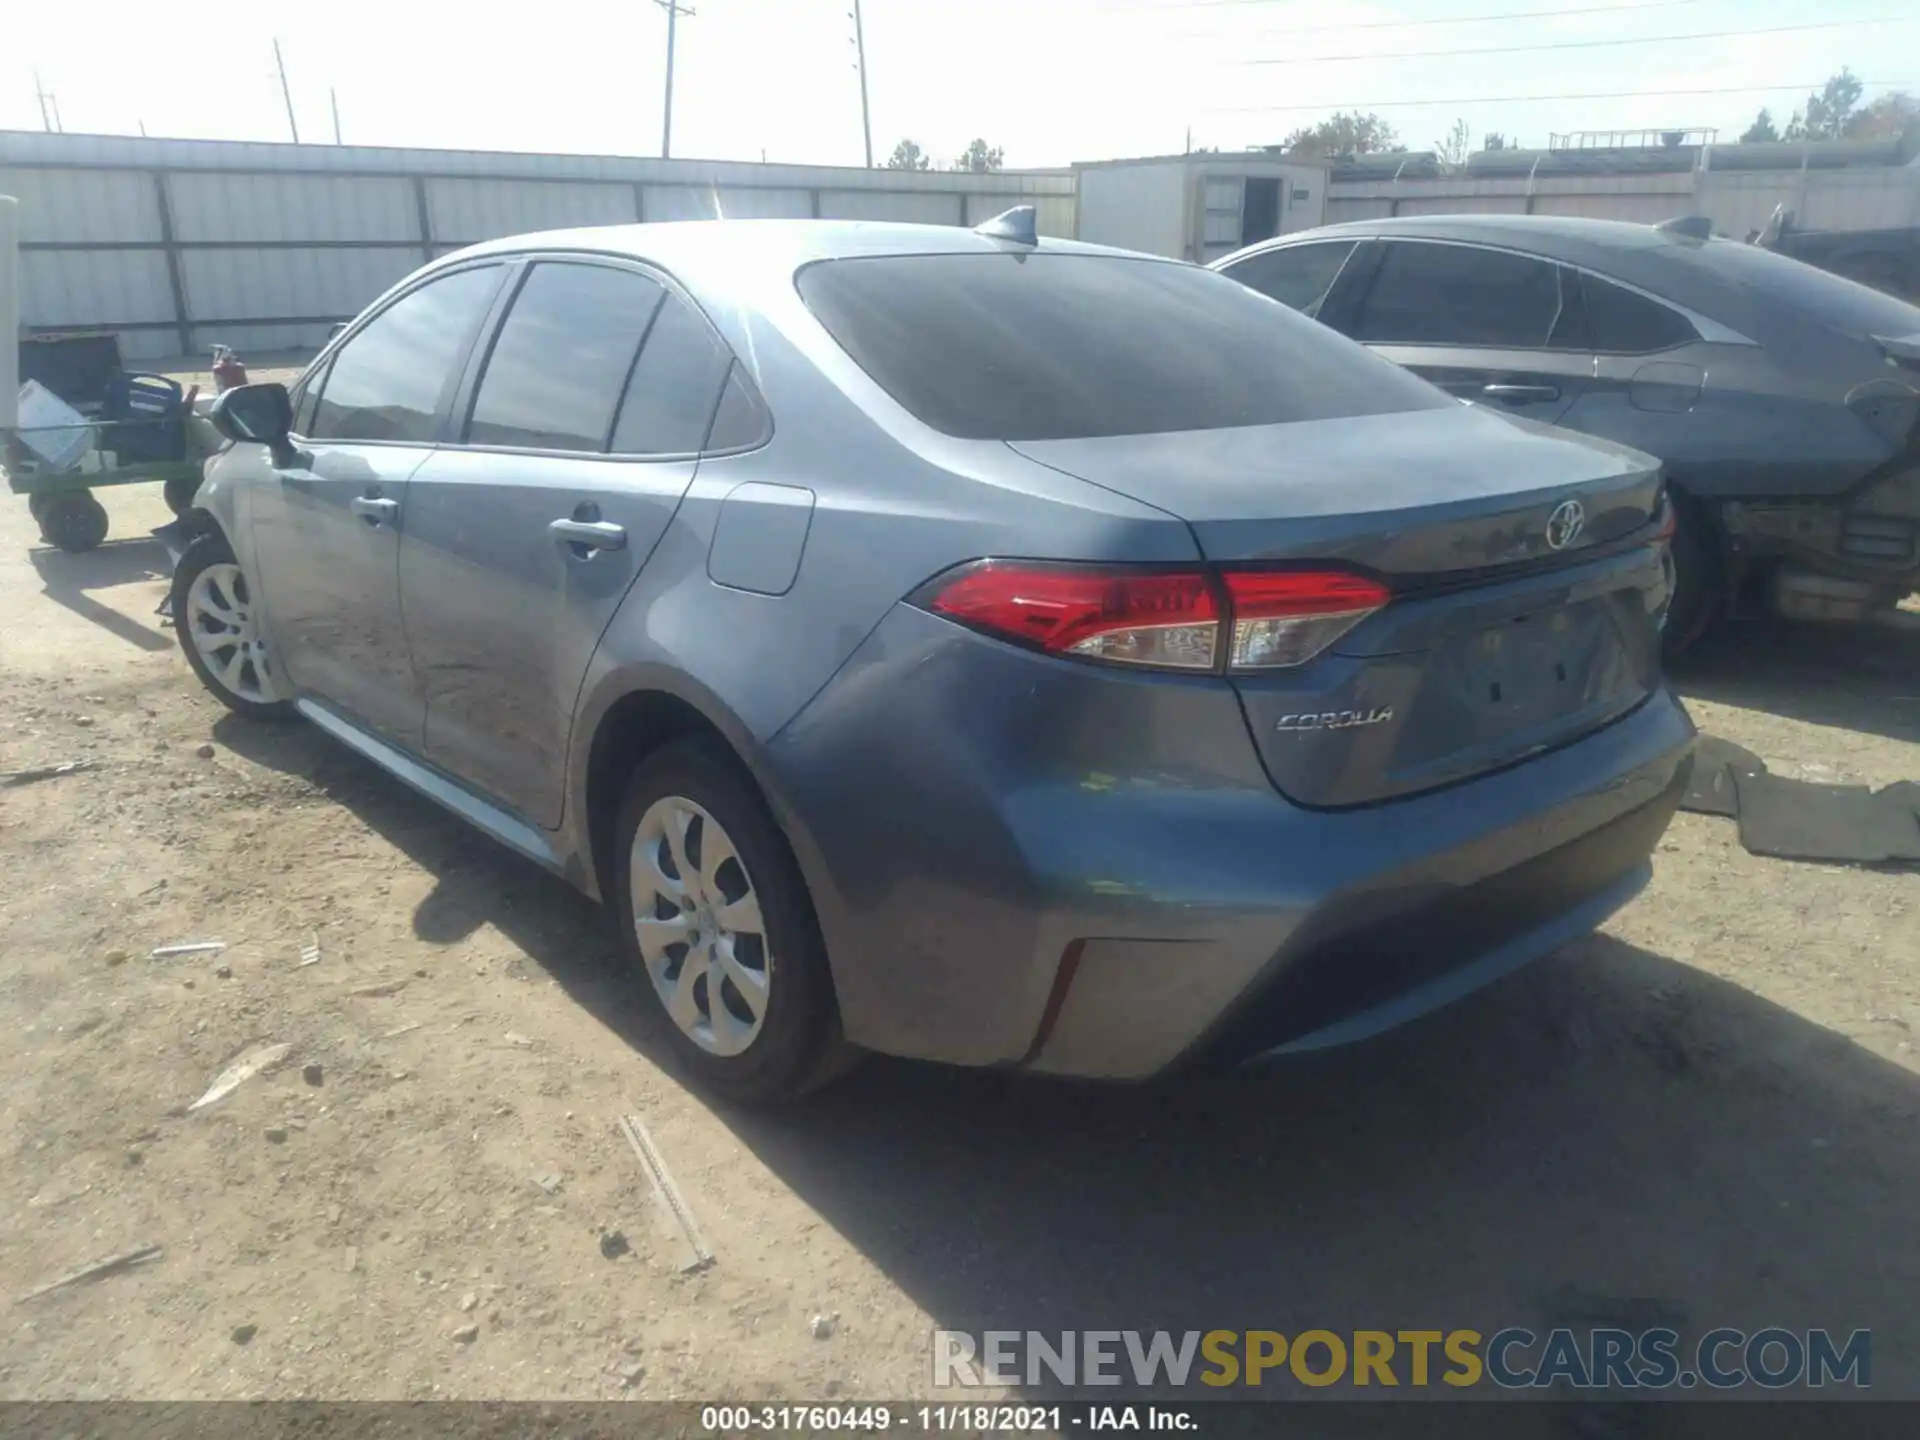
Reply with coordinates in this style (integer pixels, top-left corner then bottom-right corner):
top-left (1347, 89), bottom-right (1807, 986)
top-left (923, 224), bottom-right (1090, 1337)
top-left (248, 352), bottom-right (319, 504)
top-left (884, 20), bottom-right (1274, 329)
top-left (1, 470), bottom-right (1917, 1404)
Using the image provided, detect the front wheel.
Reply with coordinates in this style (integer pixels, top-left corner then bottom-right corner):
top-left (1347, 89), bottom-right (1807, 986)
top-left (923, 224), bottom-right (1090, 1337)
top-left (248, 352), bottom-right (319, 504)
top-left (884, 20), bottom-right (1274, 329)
top-left (612, 740), bottom-right (852, 1103)
top-left (170, 530), bottom-right (295, 720)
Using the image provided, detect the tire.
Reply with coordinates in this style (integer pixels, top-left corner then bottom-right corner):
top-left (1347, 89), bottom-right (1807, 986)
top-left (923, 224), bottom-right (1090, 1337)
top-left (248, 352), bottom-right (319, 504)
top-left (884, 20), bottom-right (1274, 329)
top-left (163, 475), bottom-right (200, 517)
top-left (170, 530), bottom-right (296, 721)
top-left (1662, 490), bottom-right (1723, 659)
top-left (612, 738), bottom-right (852, 1104)
top-left (38, 492), bottom-right (110, 553)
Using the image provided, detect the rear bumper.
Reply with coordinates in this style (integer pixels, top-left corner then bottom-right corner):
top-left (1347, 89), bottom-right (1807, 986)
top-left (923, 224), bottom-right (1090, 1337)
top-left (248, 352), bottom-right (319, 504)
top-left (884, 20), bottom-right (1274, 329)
top-left (765, 604), bottom-right (1695, 1078)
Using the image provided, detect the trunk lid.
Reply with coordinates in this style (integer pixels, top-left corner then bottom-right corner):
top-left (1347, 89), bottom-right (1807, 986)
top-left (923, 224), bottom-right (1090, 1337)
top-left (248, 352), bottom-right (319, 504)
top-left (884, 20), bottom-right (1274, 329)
top-left (1010, 406), bottom-right (1670, 807)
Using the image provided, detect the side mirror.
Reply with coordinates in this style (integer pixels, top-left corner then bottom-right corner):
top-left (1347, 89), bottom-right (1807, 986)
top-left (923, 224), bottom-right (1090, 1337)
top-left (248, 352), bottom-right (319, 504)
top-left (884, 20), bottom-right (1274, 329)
top-left (210, 382), bottom-right (297, 467)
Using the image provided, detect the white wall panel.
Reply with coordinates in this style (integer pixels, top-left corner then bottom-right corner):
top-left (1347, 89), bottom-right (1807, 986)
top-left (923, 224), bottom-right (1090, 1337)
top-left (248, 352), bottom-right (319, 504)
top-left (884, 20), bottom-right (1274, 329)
top-left (817, 189), bottom-right (959, 224)
top-left (1395, 195), bottom-right (1530, 216)
top-left (1530, 193), bottom-right (1686, 223)
top-left (179, 247), bottom-right (420, 320)
top-left (169, 172), bottom-right (419, 242)
top-left (0, 167), bottom-right (159, 242)
top-left (20, 249), bottom-right (175, 325)
top-left (189, 321), bottom-right (338, 353)
top-left (427, 179), bottom-right (636, 242)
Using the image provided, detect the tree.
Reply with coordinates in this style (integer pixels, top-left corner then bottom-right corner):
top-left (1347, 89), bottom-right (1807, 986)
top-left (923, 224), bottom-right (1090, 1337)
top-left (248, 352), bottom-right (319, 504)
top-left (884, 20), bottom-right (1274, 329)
top-left (1435, 118), bottom-right (1471, 167)
top-left (1277, 110), bottom-right (1400, 160)
top-left (1845, 90), bottom-right (1920, 142)
top-left (1483, 132), bottom-right (1509, 151)
top-left (1740, 108), bottom-right (1780, 143)
top-left (1783, 68), bottom-right (1864, 141)
top-left (952, 138), bottom-right (1004, 173)
top-left (885, 138), bottom-right (930, 171)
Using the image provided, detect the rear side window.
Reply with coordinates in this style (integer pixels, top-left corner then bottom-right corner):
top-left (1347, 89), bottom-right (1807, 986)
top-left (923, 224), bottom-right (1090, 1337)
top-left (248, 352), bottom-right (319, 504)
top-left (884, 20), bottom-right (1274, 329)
top-left (1221, 241), bottom-right (1356, 314)
top-left (797, 252), bottom-right (1447, 442)
top-left (1578, 273), bottom-right (1696, 353)
top-left (1354, 242), bottom-right (1563, 348)
top-left (310, 265), bottom-right (502, 443)
top-left (609, 294), bottom-right (735, 454)
top-left (467, 263), bottom-right (666, 452)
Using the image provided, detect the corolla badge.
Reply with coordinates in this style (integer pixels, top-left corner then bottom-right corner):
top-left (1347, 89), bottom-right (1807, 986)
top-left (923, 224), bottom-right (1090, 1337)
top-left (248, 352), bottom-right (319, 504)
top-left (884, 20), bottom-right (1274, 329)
top-left (1275, 706), bottom-right (1394, 733)
top-left (1545, 499), bottom-right (1586, 551)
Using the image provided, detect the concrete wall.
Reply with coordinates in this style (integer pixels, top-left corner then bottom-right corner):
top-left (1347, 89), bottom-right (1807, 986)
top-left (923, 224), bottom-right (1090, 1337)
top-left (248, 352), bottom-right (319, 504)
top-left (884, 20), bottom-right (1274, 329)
top-left (1, 131), bottom-right (1078, 361)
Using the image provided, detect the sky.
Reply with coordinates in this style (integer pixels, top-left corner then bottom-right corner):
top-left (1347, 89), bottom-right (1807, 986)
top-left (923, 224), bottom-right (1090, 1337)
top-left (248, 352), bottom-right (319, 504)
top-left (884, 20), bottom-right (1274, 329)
top-left (6, 0), bottom-right (1919, 167)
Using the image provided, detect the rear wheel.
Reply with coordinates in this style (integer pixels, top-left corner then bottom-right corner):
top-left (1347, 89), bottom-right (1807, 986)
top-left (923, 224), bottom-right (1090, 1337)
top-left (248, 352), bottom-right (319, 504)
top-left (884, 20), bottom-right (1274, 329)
top-left (1662, 490), bottom-right (1723, 658)
top-left (171, 530), bottom-right (295, 720)
top-left (37, 492), bottom-right (110, 553)
top-left (612, 739), bottom-right (851, 1103)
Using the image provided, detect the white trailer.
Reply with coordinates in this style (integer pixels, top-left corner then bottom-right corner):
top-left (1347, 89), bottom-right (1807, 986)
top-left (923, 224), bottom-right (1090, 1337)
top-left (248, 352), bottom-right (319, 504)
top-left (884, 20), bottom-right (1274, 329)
top-left (1073, 154), bottom-right (1330, 263)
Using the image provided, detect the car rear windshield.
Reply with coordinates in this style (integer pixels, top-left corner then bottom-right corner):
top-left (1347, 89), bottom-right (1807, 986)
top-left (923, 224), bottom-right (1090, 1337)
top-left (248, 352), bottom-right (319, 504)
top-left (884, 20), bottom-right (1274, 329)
top-left (1694, 239), bottom-right (1920, 338)
top-left (796, 252), bottom-right (1450, 441)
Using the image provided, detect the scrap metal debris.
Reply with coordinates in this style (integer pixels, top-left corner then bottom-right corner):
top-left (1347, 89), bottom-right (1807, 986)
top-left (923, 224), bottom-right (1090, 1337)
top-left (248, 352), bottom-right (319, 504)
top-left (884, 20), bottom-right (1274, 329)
top-left (348, 978), bottom-right (408, 998)
top-left (15, 1244), bottom-right (163, 1305)
top-left (298, 933), bottom-right (322, 967)
top-left (2, 760), bottom-right (95, 787)
top-left (151, 941), bottom-right (226, 959)
top-left (619, 1112), bottom-right (714, 1274)
top-left (189, 1042), bottom-right (292, 1111)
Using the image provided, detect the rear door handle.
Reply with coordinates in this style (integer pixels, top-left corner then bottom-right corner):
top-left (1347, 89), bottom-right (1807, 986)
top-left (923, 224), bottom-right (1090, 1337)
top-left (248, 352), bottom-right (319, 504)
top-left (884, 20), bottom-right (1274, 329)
top-left (1481, 383), bottom-right (1561, 403)
top-left (549, 518), bottom-right (628, 553)
top-left (350, 495), bottom-right (399, 525)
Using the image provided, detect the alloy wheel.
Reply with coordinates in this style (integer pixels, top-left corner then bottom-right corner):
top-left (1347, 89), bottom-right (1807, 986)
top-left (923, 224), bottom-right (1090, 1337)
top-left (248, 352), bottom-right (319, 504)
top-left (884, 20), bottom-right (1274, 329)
top-left (629, 795), bottom-right (772, 1057)
top-left (186, 563), bottom-right (279, 705)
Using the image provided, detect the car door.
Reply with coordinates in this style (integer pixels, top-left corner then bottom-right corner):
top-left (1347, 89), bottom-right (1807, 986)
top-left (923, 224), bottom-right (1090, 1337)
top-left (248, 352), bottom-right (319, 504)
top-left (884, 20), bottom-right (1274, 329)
top-left (249, 263), bottom-right (507, 746)
top-left (1342, 239), bottom-right (1591, 425)
top-left (398, 257), bottom-right (747, 826)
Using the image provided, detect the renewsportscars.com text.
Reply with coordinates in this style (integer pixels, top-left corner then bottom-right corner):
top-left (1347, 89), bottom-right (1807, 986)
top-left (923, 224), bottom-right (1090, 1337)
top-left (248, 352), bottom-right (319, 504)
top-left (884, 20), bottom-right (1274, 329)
top-left (932, 1328), bottom-right (1871, 1391)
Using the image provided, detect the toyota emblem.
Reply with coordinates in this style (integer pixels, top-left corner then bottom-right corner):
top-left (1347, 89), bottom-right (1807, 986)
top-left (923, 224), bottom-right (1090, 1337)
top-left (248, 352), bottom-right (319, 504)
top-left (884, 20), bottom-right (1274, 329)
top-left (1545, 499), bottom-right (1586, 551)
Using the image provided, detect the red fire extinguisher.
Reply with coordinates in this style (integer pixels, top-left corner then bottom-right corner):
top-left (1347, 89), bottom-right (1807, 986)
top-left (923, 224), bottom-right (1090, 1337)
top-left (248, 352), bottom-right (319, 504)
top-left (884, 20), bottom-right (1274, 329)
top-left (211, 344), bottom-right (249, 393)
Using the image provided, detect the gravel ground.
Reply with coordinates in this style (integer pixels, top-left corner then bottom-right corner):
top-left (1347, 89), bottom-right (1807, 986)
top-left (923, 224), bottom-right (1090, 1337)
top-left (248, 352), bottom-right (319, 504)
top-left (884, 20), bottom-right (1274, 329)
top-left (0, 475), bottom-right (1916, 1403)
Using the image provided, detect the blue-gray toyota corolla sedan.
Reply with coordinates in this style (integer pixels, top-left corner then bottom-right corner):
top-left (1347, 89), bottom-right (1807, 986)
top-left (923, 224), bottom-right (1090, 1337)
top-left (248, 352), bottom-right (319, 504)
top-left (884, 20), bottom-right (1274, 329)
top-left (177, 213), bottom-right (1695, 1102)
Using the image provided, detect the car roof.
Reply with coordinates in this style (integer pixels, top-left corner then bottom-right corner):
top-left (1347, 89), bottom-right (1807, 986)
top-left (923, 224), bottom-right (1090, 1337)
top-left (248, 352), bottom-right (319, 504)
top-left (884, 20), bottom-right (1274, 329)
top-left (1259, 213), bottom-right (1683, 262)
top-left (447, 218), bottom-right (1149, 276)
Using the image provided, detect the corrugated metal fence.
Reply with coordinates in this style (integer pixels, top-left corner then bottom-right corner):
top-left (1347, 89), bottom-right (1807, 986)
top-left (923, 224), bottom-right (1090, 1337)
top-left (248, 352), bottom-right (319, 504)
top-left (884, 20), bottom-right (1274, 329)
top-left (1324, 163), bottom-right (1920, 238)
top-left (1, 131), bottom-right (1078, 360)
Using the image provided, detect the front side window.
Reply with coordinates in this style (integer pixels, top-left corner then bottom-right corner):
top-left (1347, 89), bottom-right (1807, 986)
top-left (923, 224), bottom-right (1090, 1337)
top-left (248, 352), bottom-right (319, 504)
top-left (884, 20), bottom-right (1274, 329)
top-left (1221, 241), bottom-right (1357, 315)
top-left (309, 265), bottom-right (503, 444)
top-left (797, 252), bottom-right (1447, 442)
top-left (1353, 242), bottom-right (1563, 349)
top-left (466, 263), bottom-right (667, 452)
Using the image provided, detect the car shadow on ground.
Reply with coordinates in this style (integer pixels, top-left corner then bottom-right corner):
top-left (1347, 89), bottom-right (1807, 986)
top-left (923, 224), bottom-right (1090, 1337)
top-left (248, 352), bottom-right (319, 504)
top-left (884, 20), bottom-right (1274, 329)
top-left (211, 714), bottom-right (1920, 1414)
top-left (1671, 618), bottom-right (1920, 746)
top-left (28, 536), bottom-right (174, 654)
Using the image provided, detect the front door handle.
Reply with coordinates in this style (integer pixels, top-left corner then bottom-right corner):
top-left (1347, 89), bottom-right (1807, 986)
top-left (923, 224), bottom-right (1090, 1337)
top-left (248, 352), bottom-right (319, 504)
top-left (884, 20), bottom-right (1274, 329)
top-left (350, 495), bottom-right (399, 526)
top-left (1481, 383), bottom-right (1561, 404)
top-left (549, 518), bottom-right (628, 553)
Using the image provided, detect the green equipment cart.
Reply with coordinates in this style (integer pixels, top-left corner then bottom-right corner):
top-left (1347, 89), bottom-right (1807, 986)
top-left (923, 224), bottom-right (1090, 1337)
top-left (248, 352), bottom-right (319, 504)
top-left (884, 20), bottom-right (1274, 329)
top-left (5, 332), bottom-right (218, 553)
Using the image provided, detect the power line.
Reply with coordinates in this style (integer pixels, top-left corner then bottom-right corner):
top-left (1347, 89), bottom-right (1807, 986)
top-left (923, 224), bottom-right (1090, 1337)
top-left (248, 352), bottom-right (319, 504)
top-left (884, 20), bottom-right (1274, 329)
top-left (1198, 79), bottom-right (1918, 114)
top-left (1235, 14), bottom-right (1915, 65)
top-left (1168, 0), bottom-right (1718, 32)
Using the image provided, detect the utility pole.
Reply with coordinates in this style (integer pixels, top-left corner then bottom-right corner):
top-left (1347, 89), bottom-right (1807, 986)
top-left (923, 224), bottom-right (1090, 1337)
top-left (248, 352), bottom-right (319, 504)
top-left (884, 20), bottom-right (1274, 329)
top-left (850, 0), bottom-right (873, 167)
top-left (331, 87), bottom-right (343, 144)
top-left (274, 39), bottom-right (300, 143)
top-left (653, 0), bottom-right (695, 160)
top-left (32, 71), bottom-right (57, 132)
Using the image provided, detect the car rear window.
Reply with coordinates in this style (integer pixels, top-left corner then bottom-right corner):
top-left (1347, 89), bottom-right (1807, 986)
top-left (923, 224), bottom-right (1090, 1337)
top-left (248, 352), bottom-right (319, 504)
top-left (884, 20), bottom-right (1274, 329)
top-left (796, 252), bottom-right (1449, 441)
top-left (1693, 239), bottom-right (1920, 338)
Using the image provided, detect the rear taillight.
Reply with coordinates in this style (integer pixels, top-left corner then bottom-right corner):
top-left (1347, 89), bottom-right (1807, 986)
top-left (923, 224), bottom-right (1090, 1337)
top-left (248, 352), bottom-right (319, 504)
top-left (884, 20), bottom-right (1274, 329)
top-left (917, 561), bottom-right (1388, 673)
top-left (1222, 570), bottom-right (1390, 669)
top-left (924, 562), bottom-right (1221, 670)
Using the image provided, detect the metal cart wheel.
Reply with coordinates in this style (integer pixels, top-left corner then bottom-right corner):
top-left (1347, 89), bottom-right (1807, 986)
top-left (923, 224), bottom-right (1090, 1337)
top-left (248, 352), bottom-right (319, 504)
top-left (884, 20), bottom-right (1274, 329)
top-left (38, 492), bottom-right (111, 553)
